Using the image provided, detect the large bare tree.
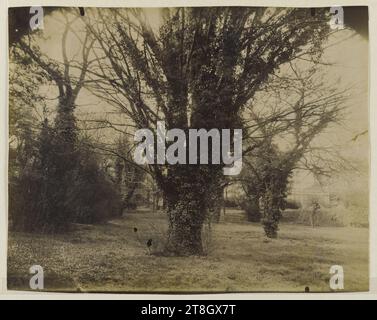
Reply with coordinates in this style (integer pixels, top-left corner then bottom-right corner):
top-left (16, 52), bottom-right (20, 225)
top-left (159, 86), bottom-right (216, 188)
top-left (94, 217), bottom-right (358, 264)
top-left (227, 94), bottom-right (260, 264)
top-left (12, 9), bottom-right (96, 231)
top-left (241, 62), bottom-right (349, 237)
top-left (85, 7), bottom-right (333, 255)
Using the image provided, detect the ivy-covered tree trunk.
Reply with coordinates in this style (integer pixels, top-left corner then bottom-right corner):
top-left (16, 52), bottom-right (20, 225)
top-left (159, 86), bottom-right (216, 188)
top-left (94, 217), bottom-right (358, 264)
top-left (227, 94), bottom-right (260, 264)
top-left (246, 196), bottom-right (261, 222)
top-left (260, 189), bottom-right (282, 238)
top-left (165, 195), bottom-right (206, 255)
top-left (208, 186), bottom-right (224, 223)
top-left (162, 165), bottom-right (223, 255)
top-left (48, 99), bottom-right (79, 231)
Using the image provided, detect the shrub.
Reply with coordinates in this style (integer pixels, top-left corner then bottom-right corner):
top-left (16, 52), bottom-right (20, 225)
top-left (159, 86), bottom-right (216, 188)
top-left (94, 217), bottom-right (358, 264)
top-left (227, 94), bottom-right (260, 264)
top-left (239, 198), bottom-right (261, 222)
top-left (285, 199), bottom-right (301, 209)
top-left (224, 198), bottom-right (238, 208)
top-left (9, 127), bottom-right (123, 232)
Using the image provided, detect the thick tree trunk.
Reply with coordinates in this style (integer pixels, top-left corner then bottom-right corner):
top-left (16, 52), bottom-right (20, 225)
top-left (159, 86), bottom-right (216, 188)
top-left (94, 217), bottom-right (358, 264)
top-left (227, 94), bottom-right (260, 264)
top-left (165, 200), bottom-right (205, 255)
top-left (161, 165), bottom-right (222, 256)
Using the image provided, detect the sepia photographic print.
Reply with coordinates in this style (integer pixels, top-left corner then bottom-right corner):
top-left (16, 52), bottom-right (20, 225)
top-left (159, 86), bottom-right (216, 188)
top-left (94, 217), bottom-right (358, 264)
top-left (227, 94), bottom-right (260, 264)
top-left (7, 4), bottom-right (370, 293)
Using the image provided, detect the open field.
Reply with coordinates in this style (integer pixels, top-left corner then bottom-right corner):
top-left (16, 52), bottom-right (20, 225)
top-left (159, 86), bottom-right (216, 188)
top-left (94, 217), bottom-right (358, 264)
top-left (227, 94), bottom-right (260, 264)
top-left (7, 209), bottom-right (368, 293)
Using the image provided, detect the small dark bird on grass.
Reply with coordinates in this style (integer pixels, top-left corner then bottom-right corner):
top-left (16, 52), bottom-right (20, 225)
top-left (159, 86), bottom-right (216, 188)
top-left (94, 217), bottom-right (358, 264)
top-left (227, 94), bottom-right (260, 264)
top-left (305, 286), bottom-right (310, 293)
top-left (147, 239), bottom-right (153, 248)
top-left (133, 227), bottom-right (138, 233)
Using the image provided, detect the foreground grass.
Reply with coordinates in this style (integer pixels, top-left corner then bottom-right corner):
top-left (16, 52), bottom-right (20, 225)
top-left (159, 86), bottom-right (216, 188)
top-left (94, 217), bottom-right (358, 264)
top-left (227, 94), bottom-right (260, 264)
top-left (7, 209), bottom-right (368, 292)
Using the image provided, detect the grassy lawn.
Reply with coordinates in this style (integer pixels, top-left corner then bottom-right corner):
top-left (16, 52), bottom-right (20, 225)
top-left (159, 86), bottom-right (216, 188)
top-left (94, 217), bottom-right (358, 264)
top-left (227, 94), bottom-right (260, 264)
top-left (7, 208), bottom-right (368, 293)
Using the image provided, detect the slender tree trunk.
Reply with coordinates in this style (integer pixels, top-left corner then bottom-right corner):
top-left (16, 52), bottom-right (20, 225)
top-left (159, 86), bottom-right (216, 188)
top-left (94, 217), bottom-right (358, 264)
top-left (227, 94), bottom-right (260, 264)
top-left (223, 187), bottom-right (227, 217)
top-left (260, 189), bottom-right (282, 238)
top-left (46, 99), bottom-right (78, 231)
top-left (246, 196), bottom-right (261, 222)
top-left (210, 187), bottom-right (223, 223)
